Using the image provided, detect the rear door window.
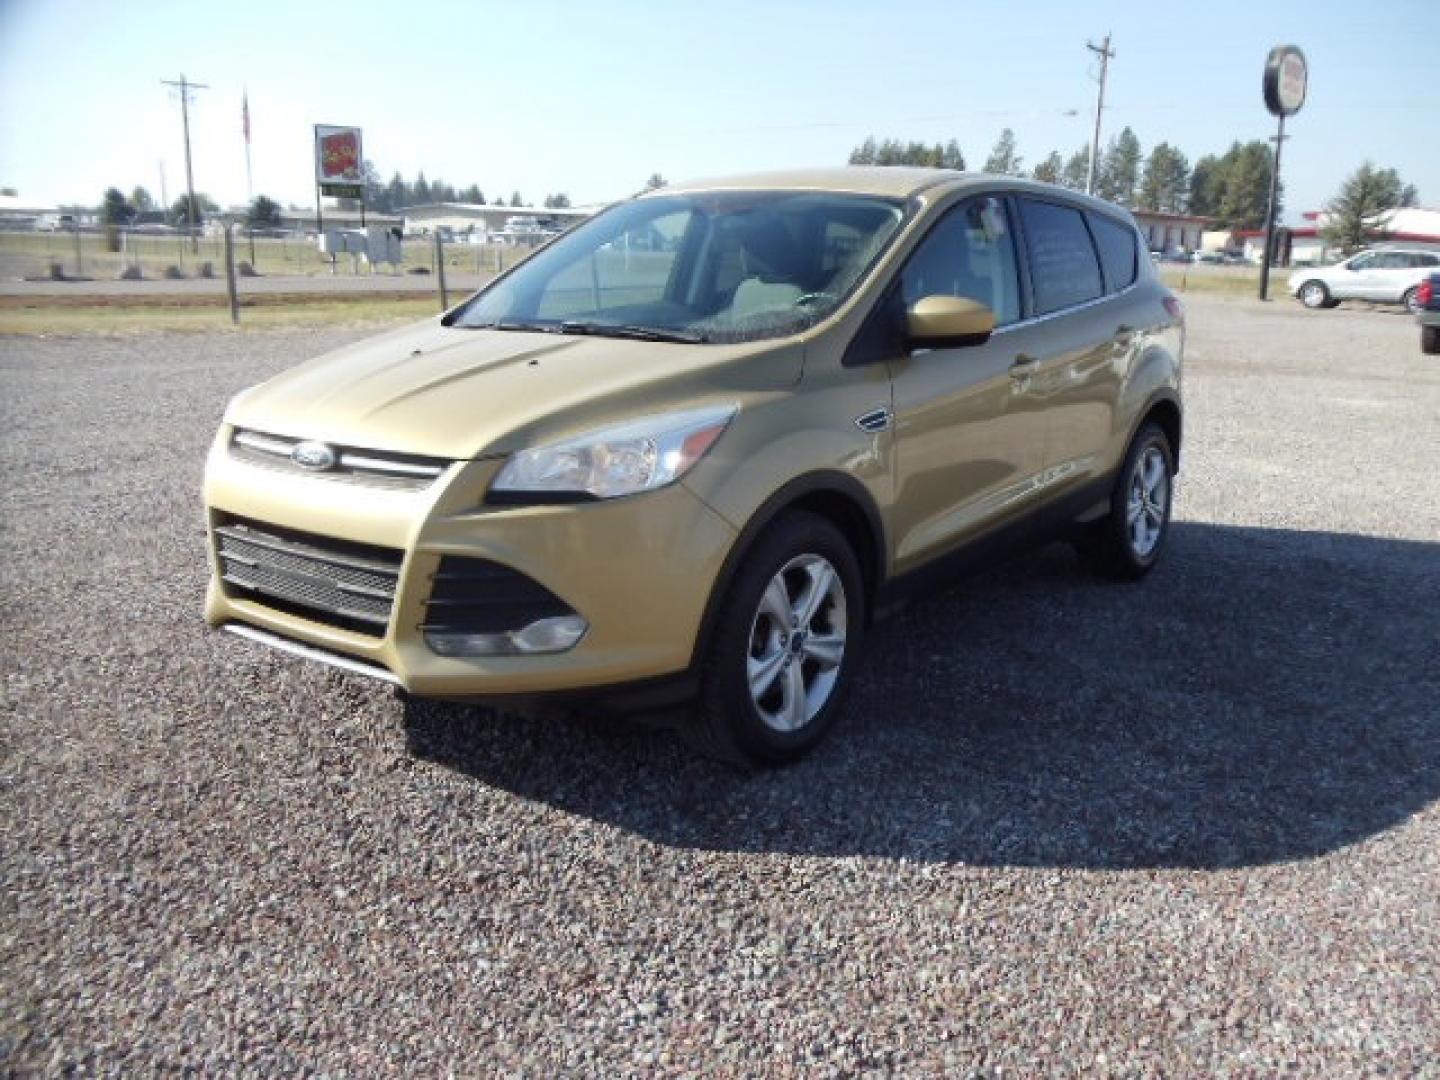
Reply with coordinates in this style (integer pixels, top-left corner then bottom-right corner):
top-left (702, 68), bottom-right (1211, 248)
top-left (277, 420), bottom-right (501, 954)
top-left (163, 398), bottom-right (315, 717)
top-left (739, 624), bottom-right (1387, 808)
top-left (1087, 211), bottom-right (1139, 292)
top-left (1017, 198), bottom-right (1104, 314)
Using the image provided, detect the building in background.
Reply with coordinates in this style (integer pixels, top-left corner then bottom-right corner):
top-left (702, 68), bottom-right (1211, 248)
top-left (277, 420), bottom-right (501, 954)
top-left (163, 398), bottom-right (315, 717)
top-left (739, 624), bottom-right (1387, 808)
top-left (397, 202), bottom-right (599, 242)
top-left (1233, 207), bottom-right (1440, 266)
top-left (1130, 210), bottom-right (1211, 255)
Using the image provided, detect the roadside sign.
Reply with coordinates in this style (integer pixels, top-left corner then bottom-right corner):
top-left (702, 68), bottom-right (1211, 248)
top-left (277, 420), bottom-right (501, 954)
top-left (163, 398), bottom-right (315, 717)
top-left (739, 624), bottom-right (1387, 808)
top-left (1263, 46), bottom-right (1307, 117)
top-left (314, 125), bottom-right (364, 185)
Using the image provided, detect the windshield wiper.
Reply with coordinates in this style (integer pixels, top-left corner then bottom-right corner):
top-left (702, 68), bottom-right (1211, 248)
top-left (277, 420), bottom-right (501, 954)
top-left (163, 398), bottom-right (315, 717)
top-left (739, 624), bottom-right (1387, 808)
top-left (464, 320), bottom-right (564, 334)
top-left (558, 321), bottom-right (709, 344)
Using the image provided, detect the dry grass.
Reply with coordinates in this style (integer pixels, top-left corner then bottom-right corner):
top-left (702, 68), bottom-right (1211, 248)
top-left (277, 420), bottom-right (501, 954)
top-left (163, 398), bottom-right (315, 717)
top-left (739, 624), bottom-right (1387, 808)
top-left (0, 295), bottom-right (441, 335)
top-left (1160, 264), bottom-right (1264, 297)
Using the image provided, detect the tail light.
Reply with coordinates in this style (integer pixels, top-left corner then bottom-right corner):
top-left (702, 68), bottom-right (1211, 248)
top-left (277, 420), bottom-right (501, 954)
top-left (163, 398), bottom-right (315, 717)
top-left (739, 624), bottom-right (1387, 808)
top-left (1162, 295), bottom-right (1184, 322)
top-left (1419, 279), bottom-right (1434, 307)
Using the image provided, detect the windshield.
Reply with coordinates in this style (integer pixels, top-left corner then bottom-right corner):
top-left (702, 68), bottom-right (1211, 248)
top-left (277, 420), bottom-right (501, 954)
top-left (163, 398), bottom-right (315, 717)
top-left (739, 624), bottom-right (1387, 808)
top-left (452, 191), bottom-right (907, 343)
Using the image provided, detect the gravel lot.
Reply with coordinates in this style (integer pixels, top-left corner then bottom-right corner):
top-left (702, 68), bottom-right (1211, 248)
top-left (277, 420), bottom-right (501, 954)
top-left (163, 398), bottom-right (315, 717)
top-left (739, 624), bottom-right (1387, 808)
top-left (2, 294), bottom-right (1438, 1074)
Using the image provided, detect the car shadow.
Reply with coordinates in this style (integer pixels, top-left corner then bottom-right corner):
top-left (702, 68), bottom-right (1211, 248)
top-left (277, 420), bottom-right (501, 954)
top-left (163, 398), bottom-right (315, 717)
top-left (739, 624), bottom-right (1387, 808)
top-left (401, 522), bottom-right (1440, 870)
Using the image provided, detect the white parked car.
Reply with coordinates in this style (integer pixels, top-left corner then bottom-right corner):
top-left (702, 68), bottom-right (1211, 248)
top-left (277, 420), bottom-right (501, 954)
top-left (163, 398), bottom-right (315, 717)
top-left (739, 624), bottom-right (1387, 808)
top-left (1289, 248), bottom-right (1440, 313)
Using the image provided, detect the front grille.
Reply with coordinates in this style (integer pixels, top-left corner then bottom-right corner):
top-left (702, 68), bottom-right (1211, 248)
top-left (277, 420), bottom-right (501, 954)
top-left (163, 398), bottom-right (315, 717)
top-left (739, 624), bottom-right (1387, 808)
top-left (422, 556), bottom-right (574, 634)
top-left (214, 516), bottom-right (403, 637)
top-left (230, 428), bottom-right (451, 491)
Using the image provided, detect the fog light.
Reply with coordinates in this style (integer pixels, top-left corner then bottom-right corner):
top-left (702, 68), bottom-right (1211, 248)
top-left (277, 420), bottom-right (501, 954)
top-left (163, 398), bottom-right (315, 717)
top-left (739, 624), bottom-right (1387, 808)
top-left (425, 614), bottom-right (588, 657)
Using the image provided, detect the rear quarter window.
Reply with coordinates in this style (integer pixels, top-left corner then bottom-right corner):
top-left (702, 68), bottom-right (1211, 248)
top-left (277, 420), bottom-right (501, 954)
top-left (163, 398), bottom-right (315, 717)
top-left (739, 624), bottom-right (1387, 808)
top-left (1017, 198), bottom-right (1104, 314)
top-left (1087, 212), bottom-right (1139, 292)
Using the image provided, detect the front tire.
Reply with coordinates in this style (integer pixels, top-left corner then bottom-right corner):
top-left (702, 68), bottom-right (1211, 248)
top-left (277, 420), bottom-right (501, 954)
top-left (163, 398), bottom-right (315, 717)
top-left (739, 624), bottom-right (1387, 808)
top-left (1075, 422), bottom-right (1175, 580)
top-left (1402, 287), bottom-right (1421, 315)
top-left (690, 511), bottom-right (864, 766)
top-left (1297, 280), bottom-right (1331, 309)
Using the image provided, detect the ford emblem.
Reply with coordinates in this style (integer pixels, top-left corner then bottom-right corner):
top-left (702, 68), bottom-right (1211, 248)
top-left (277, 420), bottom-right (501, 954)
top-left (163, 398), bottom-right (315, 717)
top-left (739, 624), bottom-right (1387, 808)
top-left (291, 440), bottom-right (337, 471)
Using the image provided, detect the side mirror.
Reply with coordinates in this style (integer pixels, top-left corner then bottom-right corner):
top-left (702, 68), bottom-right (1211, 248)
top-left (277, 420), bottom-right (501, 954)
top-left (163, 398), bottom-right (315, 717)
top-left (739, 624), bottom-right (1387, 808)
top-left (906, 295), bottom-right (996, 348)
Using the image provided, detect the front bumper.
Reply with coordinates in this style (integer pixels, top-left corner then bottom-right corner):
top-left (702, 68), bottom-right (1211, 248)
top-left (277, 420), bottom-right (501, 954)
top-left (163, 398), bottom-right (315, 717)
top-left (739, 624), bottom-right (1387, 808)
top-left (202, 427), bottom-right (737, 696)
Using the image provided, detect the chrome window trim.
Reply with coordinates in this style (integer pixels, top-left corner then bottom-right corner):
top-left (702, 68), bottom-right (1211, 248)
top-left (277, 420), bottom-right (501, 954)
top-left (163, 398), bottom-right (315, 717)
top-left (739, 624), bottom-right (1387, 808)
top-left (991, 281), bottom-right (1140, 337)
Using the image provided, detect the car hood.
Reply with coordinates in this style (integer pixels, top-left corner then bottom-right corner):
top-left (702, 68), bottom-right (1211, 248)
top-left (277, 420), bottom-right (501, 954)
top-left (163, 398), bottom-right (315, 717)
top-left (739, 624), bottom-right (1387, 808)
top-left (225, 318), bottom-right (802, 459)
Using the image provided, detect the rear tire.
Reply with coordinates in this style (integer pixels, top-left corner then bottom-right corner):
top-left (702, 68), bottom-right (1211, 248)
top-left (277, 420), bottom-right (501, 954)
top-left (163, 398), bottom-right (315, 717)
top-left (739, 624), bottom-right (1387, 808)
top-left (1075, 422), bottom-right (1175, 581)
top-left (1297, 280), bottom-right (1331, 309)
top-left (1423, 325), bottom-right (1440, 355)
top-left (688, 511), bottom-right (864, 767)
top-left (1403, 287), bottom-right (1421, 315)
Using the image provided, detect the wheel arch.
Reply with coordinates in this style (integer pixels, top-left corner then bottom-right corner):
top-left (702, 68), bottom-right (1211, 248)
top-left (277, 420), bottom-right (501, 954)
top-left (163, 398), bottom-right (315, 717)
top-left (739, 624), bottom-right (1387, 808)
top-left (1138, 392), bottom-right (1184, 471)
top-left (689, 471), bottom-right (887, 668)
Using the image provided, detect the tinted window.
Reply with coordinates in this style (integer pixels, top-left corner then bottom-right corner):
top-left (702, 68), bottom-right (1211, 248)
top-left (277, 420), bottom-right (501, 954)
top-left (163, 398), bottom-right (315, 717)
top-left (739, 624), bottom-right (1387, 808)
top-left (900, 196), bottom-right (1021, 326)
top-left (1421, 254), bottom-right (1440, 267)
top-left (1088, 212), bottom-right (1139, 291)
top-left (1017, 198), bottom-right (1104, 314)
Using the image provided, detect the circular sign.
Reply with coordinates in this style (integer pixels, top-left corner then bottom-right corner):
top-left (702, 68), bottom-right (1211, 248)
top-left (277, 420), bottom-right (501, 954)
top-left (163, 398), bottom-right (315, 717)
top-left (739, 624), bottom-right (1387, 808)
top-left (1263, 45), bottom-right (1308, 117)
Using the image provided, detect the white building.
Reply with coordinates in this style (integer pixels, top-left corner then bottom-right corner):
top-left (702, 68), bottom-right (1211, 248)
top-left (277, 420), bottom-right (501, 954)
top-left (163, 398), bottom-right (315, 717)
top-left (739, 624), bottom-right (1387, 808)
top-left (1130, 210), bottom-right (1210, 254)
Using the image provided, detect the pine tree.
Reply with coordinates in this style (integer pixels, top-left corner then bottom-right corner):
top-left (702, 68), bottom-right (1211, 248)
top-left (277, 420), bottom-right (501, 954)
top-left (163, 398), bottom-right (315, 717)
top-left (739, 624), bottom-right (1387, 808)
top-left (849, 137), bottom-right (878, 165)
top-left (1098, 127), bottom-right (1142, 205)
top-left (983, 128), bottom-right (1023, 176)
top-left (1139, 143), bottom-right (1191, 213)
top-left (1061, 146), bottom-right (1091, 190)
top-left (1032, 151), bottom-right (1064, 185)
top-left (1188, 154), bottom-right (1222, 218)
top-left (1216, 141), bottom-right (1276, 230)
top-left (1323, 162), bottom-right (1409, 253)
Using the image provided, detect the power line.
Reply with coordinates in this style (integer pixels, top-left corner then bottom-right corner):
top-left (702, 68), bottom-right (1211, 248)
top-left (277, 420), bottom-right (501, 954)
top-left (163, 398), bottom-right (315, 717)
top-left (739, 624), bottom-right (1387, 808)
top-left (1085, 34), bottom-right (1115, 196)
top-left (161, 74), bottom-right (208, 254)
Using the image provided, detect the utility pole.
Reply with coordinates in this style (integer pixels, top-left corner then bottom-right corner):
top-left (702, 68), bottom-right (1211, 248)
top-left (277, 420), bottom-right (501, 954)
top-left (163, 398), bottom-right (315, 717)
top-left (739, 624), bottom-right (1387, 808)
top-left (1258, 120), bottom-right (1289, 301)
top-left (1085, 34), bottom-right (1115, 196)
top-left (162, 74), bottom-right (208, 254)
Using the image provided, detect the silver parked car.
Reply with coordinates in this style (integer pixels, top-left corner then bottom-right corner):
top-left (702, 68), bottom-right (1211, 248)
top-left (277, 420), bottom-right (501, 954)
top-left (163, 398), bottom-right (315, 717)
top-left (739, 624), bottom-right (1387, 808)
top-left (1289, 247), bottom-right (1440, 313)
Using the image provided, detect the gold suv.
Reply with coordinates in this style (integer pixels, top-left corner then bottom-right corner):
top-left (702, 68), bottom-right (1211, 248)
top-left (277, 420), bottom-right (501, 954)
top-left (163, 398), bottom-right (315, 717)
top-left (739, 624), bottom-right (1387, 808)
top-left (204, 168), bottom-right (1183, 764)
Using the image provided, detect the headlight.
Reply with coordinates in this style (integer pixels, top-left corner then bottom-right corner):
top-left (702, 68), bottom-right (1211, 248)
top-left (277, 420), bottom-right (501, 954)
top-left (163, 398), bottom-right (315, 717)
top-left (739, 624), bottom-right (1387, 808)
top-left (490, 404), bottom-right (737, 501)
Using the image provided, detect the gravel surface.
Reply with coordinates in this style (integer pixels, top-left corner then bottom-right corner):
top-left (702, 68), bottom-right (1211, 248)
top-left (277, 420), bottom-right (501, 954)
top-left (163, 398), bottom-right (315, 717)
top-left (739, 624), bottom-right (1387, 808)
top-left (2, 295), bottom-right (1438, 1074)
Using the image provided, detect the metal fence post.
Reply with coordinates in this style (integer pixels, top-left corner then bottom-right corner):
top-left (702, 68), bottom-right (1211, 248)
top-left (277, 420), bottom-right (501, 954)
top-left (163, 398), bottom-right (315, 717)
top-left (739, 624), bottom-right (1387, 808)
top-left (223, 225), bottom-right (240, 324)
top-left (434, 232), bottom-right (448, 311)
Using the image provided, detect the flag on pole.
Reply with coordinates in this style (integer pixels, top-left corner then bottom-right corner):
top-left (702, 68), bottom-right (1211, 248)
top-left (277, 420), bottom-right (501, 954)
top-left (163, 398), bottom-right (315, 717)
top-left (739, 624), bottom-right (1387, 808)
top-left (242, 90), bottom-right (251, 144)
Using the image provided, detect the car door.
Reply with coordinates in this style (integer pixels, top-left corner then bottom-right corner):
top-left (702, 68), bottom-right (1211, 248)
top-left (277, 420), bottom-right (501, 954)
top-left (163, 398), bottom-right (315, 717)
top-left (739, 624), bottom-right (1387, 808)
top-left (883, 194), bottom-right (1049, 573)
top-left (1011, 196), bottom-right (1125, 497)
top-left (1338, 252), bottom-right (1382, 300)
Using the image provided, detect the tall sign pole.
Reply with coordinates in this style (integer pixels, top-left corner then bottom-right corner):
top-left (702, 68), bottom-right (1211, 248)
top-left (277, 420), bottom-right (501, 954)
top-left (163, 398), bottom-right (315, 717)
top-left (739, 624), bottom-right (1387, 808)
top-left (1259, 45), bottom-right (1307, 301)
top-left (162, 74), bottom-right (208, 254)
top-left (1085, 34), bottom-right (1114, 196)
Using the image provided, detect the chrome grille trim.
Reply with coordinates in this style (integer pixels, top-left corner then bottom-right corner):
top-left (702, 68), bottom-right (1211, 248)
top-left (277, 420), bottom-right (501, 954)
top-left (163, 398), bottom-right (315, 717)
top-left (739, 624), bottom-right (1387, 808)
top-left (213, 518), bottom-right (403, 636)
top-left (224, 624), bottom-right (401, 685)
top-left (230, 428), bottom-right (450, 489)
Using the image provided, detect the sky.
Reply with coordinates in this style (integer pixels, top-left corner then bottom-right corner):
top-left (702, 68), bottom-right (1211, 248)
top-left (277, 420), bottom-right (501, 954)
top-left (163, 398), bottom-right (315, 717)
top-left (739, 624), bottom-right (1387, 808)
top-left (0, 0), bottom-right (1434, 222)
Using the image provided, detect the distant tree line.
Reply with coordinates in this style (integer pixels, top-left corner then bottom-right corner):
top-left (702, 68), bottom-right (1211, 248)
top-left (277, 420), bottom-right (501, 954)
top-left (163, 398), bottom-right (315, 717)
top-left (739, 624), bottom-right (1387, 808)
top-left (361, 164), bottom-right (571, 213)
top-left (847, 128), bottom-right (1419, 235)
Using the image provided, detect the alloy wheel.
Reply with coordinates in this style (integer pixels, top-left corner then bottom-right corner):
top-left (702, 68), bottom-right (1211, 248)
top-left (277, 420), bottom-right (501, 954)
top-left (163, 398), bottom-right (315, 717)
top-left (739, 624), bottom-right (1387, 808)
top-left (746, 554), bottom-right (847, 733)
top-left (1126, 445), bottom-right (1169, 558)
